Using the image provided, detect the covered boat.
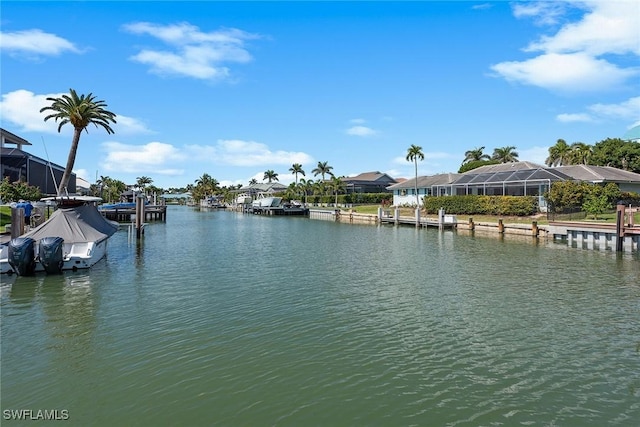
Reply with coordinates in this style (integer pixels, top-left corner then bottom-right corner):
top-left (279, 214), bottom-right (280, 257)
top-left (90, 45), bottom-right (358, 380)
top-left (1, 203), bottom-right (118, 275)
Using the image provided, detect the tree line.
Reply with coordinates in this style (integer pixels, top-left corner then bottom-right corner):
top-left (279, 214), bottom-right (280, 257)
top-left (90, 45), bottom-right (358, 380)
top-left (459, 138), bottom-right (640, 174)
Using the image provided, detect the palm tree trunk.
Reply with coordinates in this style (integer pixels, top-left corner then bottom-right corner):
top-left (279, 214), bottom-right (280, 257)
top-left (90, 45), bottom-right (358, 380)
top-left (58, 128), bottom-right (82, 196)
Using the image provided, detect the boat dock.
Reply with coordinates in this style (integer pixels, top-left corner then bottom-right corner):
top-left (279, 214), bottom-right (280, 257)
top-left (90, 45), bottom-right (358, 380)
top-left (99, 205), bottom-right (167, 222)
top-left (246, 205), bottom-right (309, 216)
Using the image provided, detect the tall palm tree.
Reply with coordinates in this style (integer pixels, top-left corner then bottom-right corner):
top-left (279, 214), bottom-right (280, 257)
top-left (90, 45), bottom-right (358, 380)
top-left (263, 170), bottom-right (279, 183)
top-left (492, 146), bottom-right (519, 163)
top-left (406, 144), bottom-right (424, 207)
top-left (545, 139), bottom-right (572, 166)
top-left (40, 88), bottom-right (116, 196)
top-left (312, 161), bottom-right (333, 181)
top-left (463, 146), bottom-right (490, 164)
top-left (289, 163), bottom-right (305, 185)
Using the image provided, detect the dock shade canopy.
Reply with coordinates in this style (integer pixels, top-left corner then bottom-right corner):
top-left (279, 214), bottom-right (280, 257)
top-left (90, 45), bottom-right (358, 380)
top-left (23, 204), bottom-right (118, 243)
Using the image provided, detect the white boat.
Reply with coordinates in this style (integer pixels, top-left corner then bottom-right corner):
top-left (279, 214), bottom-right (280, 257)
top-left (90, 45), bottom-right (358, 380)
top-left (1, 197), bottom-right (118, 275)
top-left (252, 194), bottom-right (282, 208)
top-left (200, 195), bottom-right (226, 209)
top-left (235, 193), bottom-right (253, 205)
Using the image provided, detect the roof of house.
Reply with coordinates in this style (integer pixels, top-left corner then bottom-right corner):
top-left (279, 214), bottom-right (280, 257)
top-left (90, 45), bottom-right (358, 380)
top-left (553, 165), bottom-right (640, 183)
top-left (453, 167), bottom-right (572, 185)
top-left (387, 173), bottom-right (461, 189)
top-left (345, 171), bottom-right (396, 183)
top-left (623, 125), bottom-right (640, 141)
top-left (463, 161), bottom-right (546, 174)
top-left (237, 182), bottom-right (287, 192)
top-left (1, 128), bottom-right (32, 146)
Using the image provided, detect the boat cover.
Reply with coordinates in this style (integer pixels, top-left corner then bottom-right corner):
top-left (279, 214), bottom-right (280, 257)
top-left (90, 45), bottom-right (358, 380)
top-left (23, 204), bottom-right (118, 243)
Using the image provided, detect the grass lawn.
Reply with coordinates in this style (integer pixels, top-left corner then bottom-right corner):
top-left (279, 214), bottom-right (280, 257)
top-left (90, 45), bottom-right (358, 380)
top-left (0, 206), bottom-right (10, 228)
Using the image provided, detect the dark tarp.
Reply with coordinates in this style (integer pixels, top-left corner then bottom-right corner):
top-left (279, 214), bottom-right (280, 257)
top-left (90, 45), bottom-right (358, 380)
top-left (24, 204), bottom-right (118, 243)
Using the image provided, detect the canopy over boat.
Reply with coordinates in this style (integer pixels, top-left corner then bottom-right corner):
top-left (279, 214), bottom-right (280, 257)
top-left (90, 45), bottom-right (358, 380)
top-left (23, 204), bottom-right (118, 243)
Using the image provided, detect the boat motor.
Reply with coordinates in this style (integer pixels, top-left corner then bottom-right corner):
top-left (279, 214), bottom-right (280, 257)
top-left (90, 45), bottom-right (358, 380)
top-left (8, 237), bottom-right (36, 276)
top-left (39, 236), bottom-right (65, 274)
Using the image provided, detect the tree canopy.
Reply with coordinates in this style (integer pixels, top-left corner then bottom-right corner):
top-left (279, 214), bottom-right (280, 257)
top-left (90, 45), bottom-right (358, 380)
top-left (40, 88), bottom-right (116, 195)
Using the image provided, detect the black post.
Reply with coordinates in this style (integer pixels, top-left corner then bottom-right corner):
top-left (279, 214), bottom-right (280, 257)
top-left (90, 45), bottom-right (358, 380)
top-left (615, 202), bottom-right (625, 252)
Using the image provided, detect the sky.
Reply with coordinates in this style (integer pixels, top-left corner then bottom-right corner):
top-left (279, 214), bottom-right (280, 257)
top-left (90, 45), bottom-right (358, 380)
top-left (1, 1), bottom-right (639, 190)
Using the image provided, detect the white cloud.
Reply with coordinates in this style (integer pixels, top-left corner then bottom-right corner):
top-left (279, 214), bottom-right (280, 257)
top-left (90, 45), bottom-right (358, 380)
top-left (493, 1), bottom-right (640, 93)
top-left (0, 89), bottom-right (151, 135)
top-left (346, 126), bottom-right (378, 137)
top-left (73, 169), bottom-right (91, 182)
top-left (122, 22), bottom-right (261, 80)
top-left (525, 1), bottom-right (640, 56)
top-left (185, 139), bottom-right (313, 167)
top-left (587, 96), bottom-right (640, 120)
top-left (556, 113), bottom-right (593, 123)
top-left (0, 90), bottom-right (60, 133)
top-left (0, 29), bottom-right (82, 58)
top-left (512, 2), bottom-right (568, 26)
top-left (491, 52), bottom-right (635, 93)
top-left (114, 115), bottom-right (153, 135)
top-left (349, 118), bottom-right (366, 124)
top-left (101, 141), bottom-right (186, 175)
top-left (556, 96), bottom-right (640, 124)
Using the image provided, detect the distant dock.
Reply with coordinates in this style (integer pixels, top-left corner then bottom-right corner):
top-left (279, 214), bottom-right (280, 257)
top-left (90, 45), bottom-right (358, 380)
top-left (99, 205), bottom-right (167, 222)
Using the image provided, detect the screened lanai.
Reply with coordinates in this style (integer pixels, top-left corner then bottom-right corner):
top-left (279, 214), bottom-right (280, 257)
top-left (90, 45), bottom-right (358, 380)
top-left (429, 167), bottom-right (573, 210)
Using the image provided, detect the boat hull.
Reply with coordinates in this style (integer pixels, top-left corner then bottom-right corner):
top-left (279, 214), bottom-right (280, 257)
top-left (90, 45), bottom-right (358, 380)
top-left (0, 238), bottom-right (110, 275)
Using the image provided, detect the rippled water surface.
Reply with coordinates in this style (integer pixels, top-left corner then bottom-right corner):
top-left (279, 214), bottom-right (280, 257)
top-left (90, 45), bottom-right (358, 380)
top-left (2, 206), bottom-right (639, 426)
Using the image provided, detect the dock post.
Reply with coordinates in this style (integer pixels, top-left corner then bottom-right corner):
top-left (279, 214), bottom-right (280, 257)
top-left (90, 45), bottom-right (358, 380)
top-left (438, 208), bottom-right (445, 230)
top-left (615, 203), bottom-right (625, 252)
top-left (135, 196), bottom-right (145, 239)
top-left (10, 207), bottom-right (25, 238)
top-left (394, 208), bottom-right (399, 226)
top-left (532, 221), bottom-right (538, 237)
top-left (468, 217), bottom-right (474, 231)
top-left (498, 219), bottom-right (504, 234)
top-left (415, 208), bottom-right (421, 228)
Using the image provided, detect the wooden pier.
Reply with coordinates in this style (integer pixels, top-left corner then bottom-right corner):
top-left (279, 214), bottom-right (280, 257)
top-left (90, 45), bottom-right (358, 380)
top-left (100, 205), bottom-right (167, 222)
top-left (246, 205), bottom-right (309, 216)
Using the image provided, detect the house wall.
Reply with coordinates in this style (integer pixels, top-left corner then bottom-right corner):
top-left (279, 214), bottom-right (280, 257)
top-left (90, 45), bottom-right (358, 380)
top-left (619, 183), bottom-right (640, 194)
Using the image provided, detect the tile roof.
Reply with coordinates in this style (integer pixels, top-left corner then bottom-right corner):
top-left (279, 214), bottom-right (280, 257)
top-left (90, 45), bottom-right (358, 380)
top-left (553, 165), bottom-right (640, 183)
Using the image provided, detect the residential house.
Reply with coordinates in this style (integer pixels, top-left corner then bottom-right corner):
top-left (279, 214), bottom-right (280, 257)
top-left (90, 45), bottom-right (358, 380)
top-left (1, 128), bottom-right (75, 195)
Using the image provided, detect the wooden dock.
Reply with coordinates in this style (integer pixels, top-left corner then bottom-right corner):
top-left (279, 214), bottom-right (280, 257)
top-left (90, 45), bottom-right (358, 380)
top-left (100, 205), bottom-right (167, 222)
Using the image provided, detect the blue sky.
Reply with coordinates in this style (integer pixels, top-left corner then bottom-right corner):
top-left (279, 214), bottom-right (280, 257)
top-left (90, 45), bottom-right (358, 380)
top-left (1, 1), bottom-right (639, 190)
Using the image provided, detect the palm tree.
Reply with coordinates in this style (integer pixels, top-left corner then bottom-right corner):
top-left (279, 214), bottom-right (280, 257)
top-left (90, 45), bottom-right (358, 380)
top-left (405, 144), bottom-right (424, 207)
top-left (299, 178), bottom-right (314, 205)
top-left (492, 146), bottom-right (519, 163)
top-left (328, 175), bottom-right (345, 207)
top-left (312, 161), bottom-right (333, 181)
top-left (570, 142), bottom-right (592, 165)
top-left (249, 178), bottom-right (258, 186)
top-left (263, 170), bottom-right (279, 183)
top-left (289, 163), bottom-right (305, 185)
top-left (40, 88), bottom-right (116, 196)
top-left (463, 146), bottom-right (490, 164)
top-left (136, 176), bottom-right (153, 196)
top-left (545, 139), bottom-right (572, 166)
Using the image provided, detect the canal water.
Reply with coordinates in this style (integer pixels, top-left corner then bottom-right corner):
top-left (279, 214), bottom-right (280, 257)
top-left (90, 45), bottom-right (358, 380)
top-left (1, 206), bottom-right (639, 426)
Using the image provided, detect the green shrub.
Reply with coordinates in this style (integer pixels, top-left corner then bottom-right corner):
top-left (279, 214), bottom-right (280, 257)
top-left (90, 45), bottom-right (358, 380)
top-left (422, 195), bottom-right (537, 216)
